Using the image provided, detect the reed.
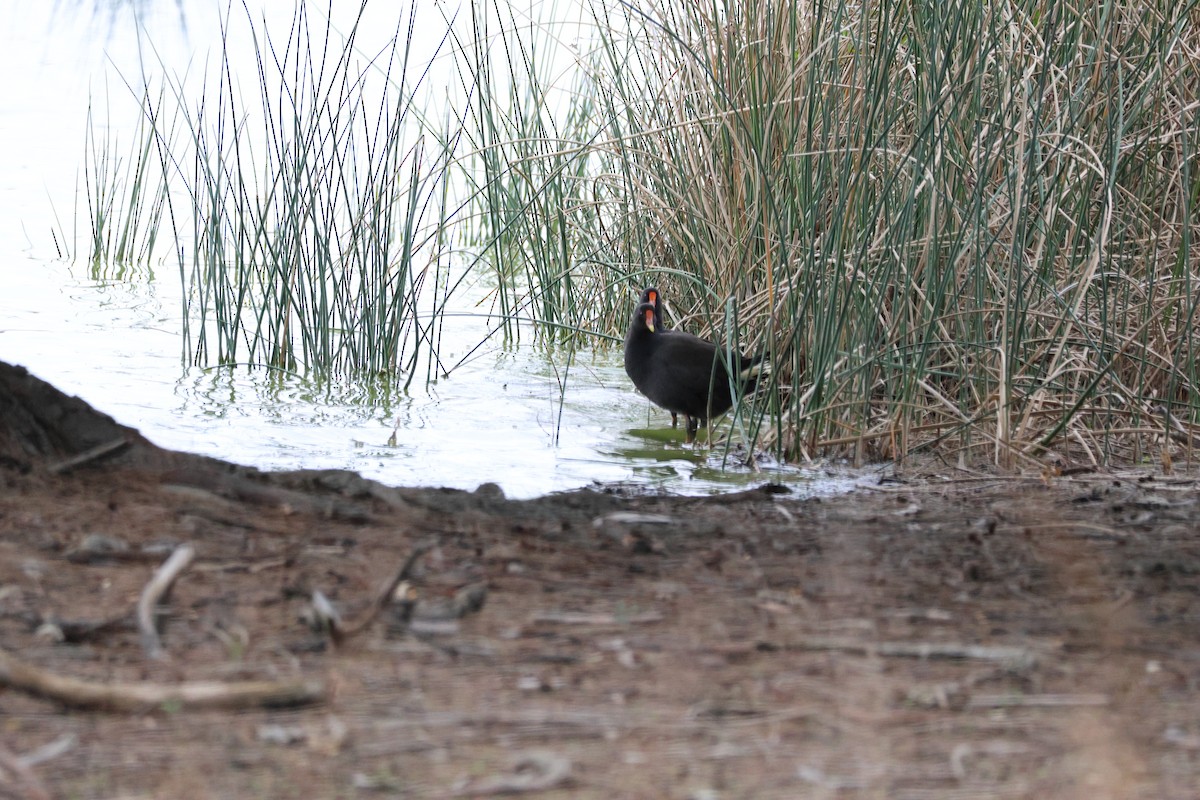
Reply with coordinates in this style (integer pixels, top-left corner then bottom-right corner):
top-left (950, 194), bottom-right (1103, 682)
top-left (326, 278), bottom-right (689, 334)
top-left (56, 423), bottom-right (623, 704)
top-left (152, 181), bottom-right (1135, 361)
top-left (80, 1), bottom-right (459, 379)
top-left (65, 88), bottom-right (172, 278)
top-left (80, 0), bottom-right (1200, 467)
top-left (446, 0), bottom-right (620, 346)
top-left (187, 0), bottom-right (460, 379)
top-left (556, 0), bottom-right (1200, 466)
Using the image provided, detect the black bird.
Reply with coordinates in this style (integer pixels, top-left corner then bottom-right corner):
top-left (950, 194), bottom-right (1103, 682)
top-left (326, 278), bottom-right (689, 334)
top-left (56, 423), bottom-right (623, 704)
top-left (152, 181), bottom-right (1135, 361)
top-left (624, 291), bottom-right (766, 443)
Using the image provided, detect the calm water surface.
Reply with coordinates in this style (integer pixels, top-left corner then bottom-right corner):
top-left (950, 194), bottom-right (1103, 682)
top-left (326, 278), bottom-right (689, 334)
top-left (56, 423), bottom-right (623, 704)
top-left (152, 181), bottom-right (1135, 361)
top-left (0, 1), bottom-right (863, 498)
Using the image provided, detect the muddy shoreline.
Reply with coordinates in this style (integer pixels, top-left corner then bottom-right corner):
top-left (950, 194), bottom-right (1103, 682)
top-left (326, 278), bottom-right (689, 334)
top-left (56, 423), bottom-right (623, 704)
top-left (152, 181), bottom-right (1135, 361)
top-left (1, 360), bottom-right (1198, 798)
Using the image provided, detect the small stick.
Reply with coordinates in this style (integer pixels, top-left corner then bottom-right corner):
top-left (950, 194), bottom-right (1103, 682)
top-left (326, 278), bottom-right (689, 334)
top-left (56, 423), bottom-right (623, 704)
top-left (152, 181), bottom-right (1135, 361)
top-left (18, 734), bottom-right (76, 767)
top-left (591, 512), bottom-right (675, 527)
top-left (46, 437), bottom-right (130, 474)
top-left (193, 556), bottom-right (291, 574)
top-left (137, 544), bottom-right (196, 660)
top-left (531, 611), bottom-right (664, 626)
top-left (323, 539), bottom-right (434, 646)
top-left (777, 637), bottom-right (1039, 669)
top-left (967, 693), bottom-right (1109, 709)
top-left (0, 648), bottom-right (324, 712)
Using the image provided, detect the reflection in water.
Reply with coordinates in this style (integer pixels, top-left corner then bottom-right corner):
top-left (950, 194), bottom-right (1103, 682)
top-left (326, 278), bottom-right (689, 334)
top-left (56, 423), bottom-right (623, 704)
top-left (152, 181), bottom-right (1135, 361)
top-left (613, 427), bottom-right (820, 494)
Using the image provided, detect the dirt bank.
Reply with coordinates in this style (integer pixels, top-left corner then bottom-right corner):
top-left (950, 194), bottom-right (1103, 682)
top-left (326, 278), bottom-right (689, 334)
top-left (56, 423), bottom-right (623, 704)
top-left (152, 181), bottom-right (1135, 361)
top-left (0, 360), bottom-right (1198, 799)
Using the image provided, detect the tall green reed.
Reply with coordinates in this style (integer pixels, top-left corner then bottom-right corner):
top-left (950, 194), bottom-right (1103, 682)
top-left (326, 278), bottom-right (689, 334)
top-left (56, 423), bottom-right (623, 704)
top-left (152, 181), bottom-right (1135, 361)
top-left (62, 88), bottom-right (172, 279)
top-left (559, 0), bottom-right (1200, 466)
top-left (81, 1), bottom-right (460, 380)
top-left (448, 0), bottom-right (625, 346)
top-left (177, 0), bottom-right (459, 379)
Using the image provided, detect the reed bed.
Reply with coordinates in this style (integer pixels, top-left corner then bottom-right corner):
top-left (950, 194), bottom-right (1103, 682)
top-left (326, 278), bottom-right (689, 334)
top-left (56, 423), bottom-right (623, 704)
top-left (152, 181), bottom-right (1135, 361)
top-left (81, 0), bottom-right (1200, 467)
top-left (558, 0), bottom-right (1200, 466)
top-left (89, 1), bottom-right (461, 380)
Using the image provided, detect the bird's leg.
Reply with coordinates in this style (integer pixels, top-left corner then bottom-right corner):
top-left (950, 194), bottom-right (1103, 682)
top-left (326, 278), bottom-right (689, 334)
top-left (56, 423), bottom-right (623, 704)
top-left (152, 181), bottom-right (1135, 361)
top-left (671, 412), bottom-right (678, 428)
top-left (685, 415), bottom-right (699, 444)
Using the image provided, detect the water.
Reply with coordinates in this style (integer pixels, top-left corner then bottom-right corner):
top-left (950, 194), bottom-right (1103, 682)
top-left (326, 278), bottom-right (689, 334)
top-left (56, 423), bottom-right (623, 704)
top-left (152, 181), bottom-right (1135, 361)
top-left (0, 1), bottom-right (861, 498)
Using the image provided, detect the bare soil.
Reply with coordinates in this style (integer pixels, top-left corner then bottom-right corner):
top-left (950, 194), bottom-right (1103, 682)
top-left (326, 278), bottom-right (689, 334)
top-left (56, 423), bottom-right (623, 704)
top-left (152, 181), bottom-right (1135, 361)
top-left (1, 360), bottom-right (1199, 799)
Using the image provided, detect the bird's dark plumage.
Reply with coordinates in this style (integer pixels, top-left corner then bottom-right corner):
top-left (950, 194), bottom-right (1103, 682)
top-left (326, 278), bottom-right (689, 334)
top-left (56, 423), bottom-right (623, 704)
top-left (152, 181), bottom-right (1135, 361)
top-left (624, 292), bottom-right (765, 443)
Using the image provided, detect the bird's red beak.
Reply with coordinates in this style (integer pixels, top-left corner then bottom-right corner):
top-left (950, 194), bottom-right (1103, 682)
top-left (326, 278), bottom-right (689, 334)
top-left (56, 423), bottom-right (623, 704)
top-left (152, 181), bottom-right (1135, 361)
top-left (643, 308), bottom-right (656, 332)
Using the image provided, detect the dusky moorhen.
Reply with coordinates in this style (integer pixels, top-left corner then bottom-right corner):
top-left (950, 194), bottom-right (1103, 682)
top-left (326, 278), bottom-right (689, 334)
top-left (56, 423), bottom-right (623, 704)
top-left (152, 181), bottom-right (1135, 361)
top-left (624, 291), bottom-right (766, 443)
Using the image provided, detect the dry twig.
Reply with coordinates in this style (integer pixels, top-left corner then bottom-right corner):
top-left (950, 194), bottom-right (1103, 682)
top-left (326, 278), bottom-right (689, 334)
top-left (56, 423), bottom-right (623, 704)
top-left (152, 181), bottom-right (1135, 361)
top-left (967, 693), bottom-right (1109, 709)
top-left (318, 539), bottom-right (434, 646)
top-left (531, 611), bottom-right (663, 626)
top-left (0, 647), bottom-right (324, 712)
top-left (46, 437), bottom-right (130, 474)
top-left (137, 544), bottom-right (195, 660)
top-left (776, 637), bottom-right (1039, 669)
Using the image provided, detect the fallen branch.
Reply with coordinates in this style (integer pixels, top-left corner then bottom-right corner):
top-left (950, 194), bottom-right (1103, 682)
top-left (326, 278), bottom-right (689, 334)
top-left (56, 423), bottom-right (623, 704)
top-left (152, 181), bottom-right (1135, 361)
top-left (46, 437), bottom-right (130, 474)
top-left (137, 544), bottom-right (196, 660)
top-left (170, 469), bottom-right (373, 522)
top-left (0, 648), bottom-right (324, 712)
